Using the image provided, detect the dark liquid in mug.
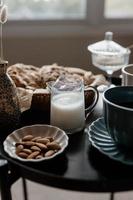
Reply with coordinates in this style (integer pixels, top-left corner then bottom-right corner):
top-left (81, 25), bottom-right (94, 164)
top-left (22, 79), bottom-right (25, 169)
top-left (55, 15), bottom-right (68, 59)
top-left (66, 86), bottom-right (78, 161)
top-left (118, 102), bottom-right (133, 109)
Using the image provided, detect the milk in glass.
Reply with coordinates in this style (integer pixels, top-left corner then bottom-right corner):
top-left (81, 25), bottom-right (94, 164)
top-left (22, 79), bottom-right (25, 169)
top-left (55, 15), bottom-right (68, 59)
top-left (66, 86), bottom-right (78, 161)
top-left (51, 92), bottom-right (85, 133)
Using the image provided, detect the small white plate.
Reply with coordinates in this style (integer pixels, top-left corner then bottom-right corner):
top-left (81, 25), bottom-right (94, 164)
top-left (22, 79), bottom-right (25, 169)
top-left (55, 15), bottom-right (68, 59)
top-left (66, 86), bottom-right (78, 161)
top-left (3, 124), bottom-right (69, 162)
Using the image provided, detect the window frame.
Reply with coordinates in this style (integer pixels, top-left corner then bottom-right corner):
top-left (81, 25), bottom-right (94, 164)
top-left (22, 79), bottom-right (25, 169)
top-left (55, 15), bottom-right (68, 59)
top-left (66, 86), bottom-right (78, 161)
top-left (4, 0), bottom-right (133, 38)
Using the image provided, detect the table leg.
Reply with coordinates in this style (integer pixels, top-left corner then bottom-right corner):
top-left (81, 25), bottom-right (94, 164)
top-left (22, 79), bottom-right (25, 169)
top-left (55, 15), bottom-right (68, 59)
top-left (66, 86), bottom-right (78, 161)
top-left (0, 159), bottom-right (12, 200)
top-left (110, 192), bottom-right (114, 200)
top-left (22, 178), bottom-right (28, 200)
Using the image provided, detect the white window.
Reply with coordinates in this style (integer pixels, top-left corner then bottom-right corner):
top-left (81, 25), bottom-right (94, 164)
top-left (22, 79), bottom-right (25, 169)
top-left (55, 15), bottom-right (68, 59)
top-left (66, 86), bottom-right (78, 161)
top-left (105, 0), bottom-right (133, 19)
top-left (5, 0), bottom-right (87, 20)
top-left (3, 0), bottom-right (133, 37)
top-left (4, 0), bottom-right (133, 21)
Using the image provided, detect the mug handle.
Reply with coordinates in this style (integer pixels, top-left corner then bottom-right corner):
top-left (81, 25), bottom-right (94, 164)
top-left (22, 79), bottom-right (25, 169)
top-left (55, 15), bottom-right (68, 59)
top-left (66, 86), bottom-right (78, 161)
top-left (84, 86), bottom-right (99, 119)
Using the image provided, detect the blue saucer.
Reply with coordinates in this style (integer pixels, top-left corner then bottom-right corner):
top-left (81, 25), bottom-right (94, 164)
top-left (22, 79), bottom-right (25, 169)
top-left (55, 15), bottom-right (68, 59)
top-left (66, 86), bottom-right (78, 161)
top-left (87, 117), bottom-right (133, 165)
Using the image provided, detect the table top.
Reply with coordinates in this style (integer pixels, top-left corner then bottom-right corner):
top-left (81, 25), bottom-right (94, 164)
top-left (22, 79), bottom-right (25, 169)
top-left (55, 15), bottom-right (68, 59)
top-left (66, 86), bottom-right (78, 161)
top-left (1, 78), bottom-right (133, 193)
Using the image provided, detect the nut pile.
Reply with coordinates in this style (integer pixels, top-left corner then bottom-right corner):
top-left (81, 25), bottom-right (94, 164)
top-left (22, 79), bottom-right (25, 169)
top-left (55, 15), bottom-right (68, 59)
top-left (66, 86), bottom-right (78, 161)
top-left (15, 134), bottom-right (61, 160)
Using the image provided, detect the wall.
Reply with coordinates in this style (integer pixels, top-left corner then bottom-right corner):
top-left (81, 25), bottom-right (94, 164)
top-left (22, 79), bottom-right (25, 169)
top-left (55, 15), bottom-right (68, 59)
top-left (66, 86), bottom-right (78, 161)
top-left (3, 34), bottom-right (133, 76)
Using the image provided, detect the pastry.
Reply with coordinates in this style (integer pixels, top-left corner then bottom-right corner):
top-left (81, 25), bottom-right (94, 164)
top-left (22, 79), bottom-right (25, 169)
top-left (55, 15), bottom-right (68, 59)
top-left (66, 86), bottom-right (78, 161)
top-left (7, 63), bottom-right (43, 90)
top-left (40, 63), bottom-right (106, 87)
top-left (7, 63), bottom-right (107, 112)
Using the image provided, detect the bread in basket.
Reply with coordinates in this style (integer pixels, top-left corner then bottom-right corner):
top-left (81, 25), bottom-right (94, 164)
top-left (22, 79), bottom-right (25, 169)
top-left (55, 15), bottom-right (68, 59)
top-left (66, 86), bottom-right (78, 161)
top-left (7, 63), bottom-right (107, 112)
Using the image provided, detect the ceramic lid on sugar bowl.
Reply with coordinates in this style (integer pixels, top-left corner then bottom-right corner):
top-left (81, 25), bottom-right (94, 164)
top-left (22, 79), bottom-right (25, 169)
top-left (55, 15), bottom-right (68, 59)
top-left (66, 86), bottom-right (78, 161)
top-left (87, 31), bottom-right (130, 56)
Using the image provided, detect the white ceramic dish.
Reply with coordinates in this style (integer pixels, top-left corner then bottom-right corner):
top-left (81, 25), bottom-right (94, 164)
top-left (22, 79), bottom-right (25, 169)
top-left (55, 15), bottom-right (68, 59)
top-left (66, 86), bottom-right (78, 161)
top-left (3, 124), bottom-right (69, 162)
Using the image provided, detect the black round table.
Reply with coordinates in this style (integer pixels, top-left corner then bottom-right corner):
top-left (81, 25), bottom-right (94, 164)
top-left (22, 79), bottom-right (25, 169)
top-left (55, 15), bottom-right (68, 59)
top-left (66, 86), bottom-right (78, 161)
top-left (1, 79), bottom-right (133, 200)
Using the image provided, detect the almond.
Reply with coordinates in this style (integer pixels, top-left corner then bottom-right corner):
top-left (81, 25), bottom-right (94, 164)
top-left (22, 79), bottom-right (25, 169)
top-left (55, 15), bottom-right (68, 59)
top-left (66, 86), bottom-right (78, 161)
top-left (31, 145), bottom-right (41, 151)
top-left (36, 138), bottom-right (49, 144)
top-left (22, 135), bottom-right (34, 141)
top-left (46, 137), bottom-right (54, 142)
top-left (18, 152), bottom-right (28, 158)
top-left (31, 136), bottom-right (42, 142)
top-left (47, 142), bottom-right (61, 150)
top-left (35, 142), bottom-right (47, 150)
top-left (45, 150), bottom-right (55, 157)
top-left (23, 141), bottom-right (35, 147)
top-left (27, 151), bottom-right (40, 159)
top-left (15, 142), bottom-right (25, 146)
top-left (22, 149), bottom-right (32, 154)
top-left (36, 155), bottom-right (43, 159)
top-left (16, 144), bottom-right (24, 154)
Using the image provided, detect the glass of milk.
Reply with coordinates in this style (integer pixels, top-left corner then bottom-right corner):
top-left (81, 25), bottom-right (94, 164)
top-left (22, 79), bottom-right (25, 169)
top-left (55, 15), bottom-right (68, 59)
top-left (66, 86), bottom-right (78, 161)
top-left (50, 75), bottom-right (97, 134)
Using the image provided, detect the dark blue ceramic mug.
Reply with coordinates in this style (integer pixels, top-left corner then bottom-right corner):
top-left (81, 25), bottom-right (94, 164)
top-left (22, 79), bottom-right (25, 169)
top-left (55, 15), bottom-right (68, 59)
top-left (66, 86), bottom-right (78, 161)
top-left (103, 86), bottom-right (133, 149)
